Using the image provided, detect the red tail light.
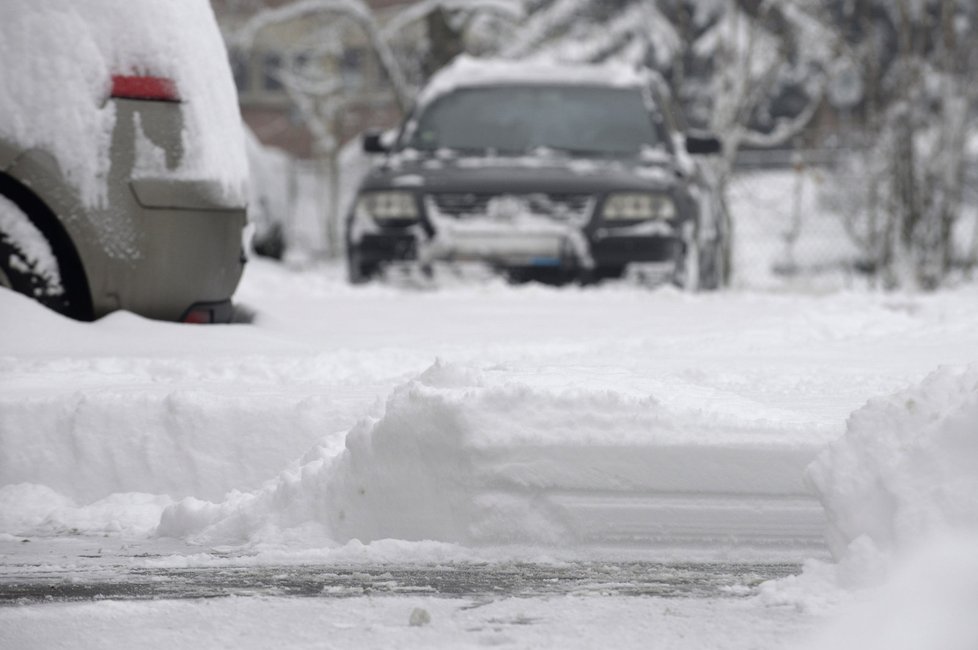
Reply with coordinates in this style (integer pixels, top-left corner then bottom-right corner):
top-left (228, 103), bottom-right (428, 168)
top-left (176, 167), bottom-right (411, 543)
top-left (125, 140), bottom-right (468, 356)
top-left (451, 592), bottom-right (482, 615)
top-left (181, 307), bottom-right (214, 324)
top-left (110, 75), bottom-right (180, 102)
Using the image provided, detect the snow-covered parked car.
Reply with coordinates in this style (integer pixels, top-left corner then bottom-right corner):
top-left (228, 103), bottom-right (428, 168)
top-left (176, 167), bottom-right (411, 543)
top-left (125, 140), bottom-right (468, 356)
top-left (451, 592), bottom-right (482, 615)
top-left (346, 57), bottom-right (729, 288)
top-left (0, 0), bottom-right (248, 322)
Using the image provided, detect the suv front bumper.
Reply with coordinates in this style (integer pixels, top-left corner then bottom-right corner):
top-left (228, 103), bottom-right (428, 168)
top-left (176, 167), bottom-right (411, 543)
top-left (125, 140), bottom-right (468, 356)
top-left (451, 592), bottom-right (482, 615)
top-left (352, 227), bottom-right (683, 272)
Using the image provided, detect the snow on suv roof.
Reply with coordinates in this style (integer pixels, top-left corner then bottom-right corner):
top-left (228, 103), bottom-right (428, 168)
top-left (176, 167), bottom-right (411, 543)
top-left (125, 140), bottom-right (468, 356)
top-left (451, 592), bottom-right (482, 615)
top-left (416, 56), bottom-right (650, 107)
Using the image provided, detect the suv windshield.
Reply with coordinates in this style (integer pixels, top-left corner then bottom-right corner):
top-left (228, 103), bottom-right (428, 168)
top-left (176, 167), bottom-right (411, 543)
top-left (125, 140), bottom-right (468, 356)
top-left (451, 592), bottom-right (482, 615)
top-left (402, 85), bottom-right (665, 156)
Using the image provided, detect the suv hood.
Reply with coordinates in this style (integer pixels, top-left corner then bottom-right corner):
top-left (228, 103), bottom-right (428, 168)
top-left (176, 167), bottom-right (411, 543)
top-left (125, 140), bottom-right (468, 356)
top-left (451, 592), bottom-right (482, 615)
top-left (361, 153), bottom-right (682, 196)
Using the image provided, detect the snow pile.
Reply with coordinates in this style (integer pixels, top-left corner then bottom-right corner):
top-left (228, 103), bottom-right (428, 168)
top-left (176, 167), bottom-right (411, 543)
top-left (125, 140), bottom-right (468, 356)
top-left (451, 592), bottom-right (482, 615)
top-left (0, 288), bottom-right (421, 507)
top-left (0, 483), bottom-right (171, 537)
top-left (159, 360), bottom-right (823, 548)
top-left (757, 365), bottom-right (978, 648)
top-left (0, 0), bottom-right (246, 207)
top-left (802, 533), bottom-right (978, 650)
top-left (0, 387), bottom-right (348, 503)
top-left (806, 365), bottom-right (978, 558)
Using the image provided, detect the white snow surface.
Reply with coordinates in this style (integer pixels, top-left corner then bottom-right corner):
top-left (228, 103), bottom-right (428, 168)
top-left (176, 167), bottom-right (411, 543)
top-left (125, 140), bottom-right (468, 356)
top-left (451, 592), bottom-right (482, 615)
top-left (3, 257), bottom-right (978, 647)
top-left (0, 592), bottom-right (823, 650)
top-left (0, 0), bottom-right (246, 207)
top-left (156, 359), bottom-right (825, 548)
top-left (808, 365), bottom-right (978, 558)
top-left (754, 364), bottom-right (978, 650)
top-left (3, 259), bottom-right (978, 557)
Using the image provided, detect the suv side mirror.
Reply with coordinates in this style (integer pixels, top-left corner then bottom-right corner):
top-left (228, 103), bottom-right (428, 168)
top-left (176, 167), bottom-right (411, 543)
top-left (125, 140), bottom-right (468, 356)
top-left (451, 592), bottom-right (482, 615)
top-left (686, 133), bottom-right (722, 156)
top-left (362, 131), bottom-right (389, 154)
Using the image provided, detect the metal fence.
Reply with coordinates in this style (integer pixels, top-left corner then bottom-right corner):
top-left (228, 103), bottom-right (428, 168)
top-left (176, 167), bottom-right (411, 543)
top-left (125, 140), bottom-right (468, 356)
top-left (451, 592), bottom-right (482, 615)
top-left (726, 151), bottom-right (978, 290)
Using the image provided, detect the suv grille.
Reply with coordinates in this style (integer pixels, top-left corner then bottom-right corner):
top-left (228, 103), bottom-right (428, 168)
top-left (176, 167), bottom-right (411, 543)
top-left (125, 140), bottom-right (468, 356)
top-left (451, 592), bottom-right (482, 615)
top-left (430, 193), bottom-right (593, 221)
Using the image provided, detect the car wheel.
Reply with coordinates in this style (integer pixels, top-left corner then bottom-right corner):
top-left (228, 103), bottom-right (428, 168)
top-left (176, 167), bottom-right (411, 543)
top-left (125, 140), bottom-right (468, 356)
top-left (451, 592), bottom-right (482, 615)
top-left (506, 267), bottom-right (575, 286)
top-left (0, 193), bottom-right (83, 317)
top-left (584, 266), bottom-right (626, 284)
top-left (346, 247), bottom-right (378, 284)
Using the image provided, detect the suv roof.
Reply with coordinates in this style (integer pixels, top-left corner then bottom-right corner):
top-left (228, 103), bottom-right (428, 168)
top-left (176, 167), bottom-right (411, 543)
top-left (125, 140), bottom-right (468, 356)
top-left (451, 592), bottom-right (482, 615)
top-left (416, 56), bottom-right (652, 108)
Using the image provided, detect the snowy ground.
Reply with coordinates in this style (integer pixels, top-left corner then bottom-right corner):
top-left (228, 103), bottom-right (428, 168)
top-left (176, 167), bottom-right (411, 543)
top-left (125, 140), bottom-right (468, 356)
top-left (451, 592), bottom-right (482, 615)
top-left (3, 243), bottom-right (978, 646)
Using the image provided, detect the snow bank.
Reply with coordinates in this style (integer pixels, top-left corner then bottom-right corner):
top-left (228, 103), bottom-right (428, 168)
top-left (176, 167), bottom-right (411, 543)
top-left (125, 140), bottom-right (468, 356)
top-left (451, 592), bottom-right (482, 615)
top-left (0, 483), bottom-right (171, 537)
top-left (806, 364), bottom-right (978, 558)
top-left (758, 365), bottom-right (978, 648)
top-left (160, 361), bottom-right (824, 548)
top-left (0, 0), bottom-right (246, 206)
top-left (0, 290), bottom-right (415, 507)
top-left (0, 388), bottom-right (350, 504)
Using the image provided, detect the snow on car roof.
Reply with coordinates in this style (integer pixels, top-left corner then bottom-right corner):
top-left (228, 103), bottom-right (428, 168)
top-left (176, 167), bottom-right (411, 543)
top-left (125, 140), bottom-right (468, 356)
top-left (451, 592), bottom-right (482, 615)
top-left (416, 56), bottom-right (652, 107)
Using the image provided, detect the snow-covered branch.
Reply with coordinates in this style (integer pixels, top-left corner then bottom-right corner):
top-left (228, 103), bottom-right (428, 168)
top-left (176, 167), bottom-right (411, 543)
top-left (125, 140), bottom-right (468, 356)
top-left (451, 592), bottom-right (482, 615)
top-left (381, 0), bottom-right (524, 41)
top-left (739, 81), bottom-right (825, 148)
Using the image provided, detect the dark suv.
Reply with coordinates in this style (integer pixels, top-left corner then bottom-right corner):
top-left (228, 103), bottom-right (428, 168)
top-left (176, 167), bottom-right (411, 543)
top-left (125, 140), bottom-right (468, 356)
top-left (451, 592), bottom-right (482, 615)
top-left (346, 58), bottom-right (729, 289)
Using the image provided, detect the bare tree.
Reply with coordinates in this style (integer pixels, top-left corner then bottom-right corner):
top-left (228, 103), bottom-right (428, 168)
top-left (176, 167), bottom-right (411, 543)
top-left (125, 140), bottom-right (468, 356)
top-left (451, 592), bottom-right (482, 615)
top-left (824, 0), bottom-right (977, 288)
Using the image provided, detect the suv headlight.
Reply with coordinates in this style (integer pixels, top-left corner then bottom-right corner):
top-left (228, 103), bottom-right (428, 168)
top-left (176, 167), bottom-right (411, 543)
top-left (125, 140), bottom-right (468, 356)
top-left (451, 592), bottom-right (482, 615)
top-left (602, 193), bottom-right (676, 220)
top-left (357, 191), bottom-right (419, 221)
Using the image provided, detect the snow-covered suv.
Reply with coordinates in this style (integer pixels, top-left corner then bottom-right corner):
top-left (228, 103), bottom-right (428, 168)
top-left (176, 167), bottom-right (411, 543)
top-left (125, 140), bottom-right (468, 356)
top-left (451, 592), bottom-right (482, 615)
top-left (0, 0), bottom-right (248, 322)
top-left (346, 57), bottom-right (729, 288)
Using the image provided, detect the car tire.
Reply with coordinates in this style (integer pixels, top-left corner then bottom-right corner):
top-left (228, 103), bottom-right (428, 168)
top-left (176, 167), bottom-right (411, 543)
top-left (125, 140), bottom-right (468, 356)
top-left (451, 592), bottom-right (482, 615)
top-left (346, 247), bottom-right (378, 284)
top-left (0, 192), bottom-right (89, 319)
top-left (585, 266), bottom-right (626, 284)
top-left (506, 267), bottom-right (575, 286)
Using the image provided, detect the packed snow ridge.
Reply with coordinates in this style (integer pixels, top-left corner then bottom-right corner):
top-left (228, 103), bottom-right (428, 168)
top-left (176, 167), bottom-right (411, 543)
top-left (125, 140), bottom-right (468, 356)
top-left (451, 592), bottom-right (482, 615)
top-left (158, 360), bottom-right (825, 549)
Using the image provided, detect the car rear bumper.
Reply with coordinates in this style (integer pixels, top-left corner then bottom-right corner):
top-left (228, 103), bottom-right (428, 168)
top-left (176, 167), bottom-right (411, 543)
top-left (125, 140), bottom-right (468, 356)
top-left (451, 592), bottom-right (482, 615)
top-left (87, 205), bottom-right (247, 321)
top-left (179, 298), bottom-right (236, 324)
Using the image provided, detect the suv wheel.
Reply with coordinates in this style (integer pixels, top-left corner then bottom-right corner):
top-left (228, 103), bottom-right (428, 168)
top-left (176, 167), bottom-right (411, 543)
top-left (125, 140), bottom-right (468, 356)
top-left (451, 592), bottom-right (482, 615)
top-left (347, 247), bottom-right (378, 284)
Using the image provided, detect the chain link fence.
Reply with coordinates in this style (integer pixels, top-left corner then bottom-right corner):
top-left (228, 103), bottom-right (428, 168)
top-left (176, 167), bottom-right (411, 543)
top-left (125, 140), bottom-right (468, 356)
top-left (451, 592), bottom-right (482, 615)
top-left (727, 151), bottom-right (978, 290)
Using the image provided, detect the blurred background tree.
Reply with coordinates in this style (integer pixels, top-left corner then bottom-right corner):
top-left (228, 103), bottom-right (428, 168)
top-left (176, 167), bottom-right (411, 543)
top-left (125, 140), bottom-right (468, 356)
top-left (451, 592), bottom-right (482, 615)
top-left (214, 0), bottom-right (977, 289)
